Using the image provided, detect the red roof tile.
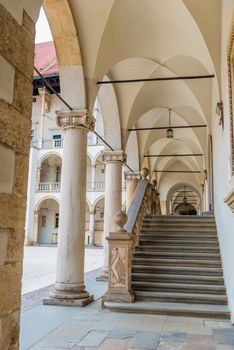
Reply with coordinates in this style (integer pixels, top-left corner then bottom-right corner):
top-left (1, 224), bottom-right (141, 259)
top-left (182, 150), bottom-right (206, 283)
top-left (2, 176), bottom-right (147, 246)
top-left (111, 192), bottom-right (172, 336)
top-left (34, 41), bottom-right (58, 77)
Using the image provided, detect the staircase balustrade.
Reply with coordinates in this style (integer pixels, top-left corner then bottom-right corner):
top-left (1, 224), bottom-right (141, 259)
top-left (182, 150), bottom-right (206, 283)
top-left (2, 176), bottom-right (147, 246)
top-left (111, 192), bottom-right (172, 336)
top-left (102, 177), bottom-right (161, 305)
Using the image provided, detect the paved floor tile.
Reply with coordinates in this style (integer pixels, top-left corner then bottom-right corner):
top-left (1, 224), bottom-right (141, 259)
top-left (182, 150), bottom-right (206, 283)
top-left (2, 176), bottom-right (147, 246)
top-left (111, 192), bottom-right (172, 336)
top-left (161, 332), bottom-right (187, 343)
top-left (108, 329), bottom-right (136, 339)
top-left (205, 321), bottom-right (233, 329)
top-left (187, 325), bottom-right (213, 335)
top-left (187, 334), bottom-right (215, 350)
top-left (213, 329), bottom-right (234, 345)
top-left (215, 345), bottom-right (234, 349)
top-left (130, 331), bottom-right (159, 349)
top-left (156, 341), bottom-right (187, 350)
top-left (163, 321), bottom-right (188, 332)
top-left (97, 338), bottom-right (131, 350)
top-left (140, 316), bottom-right (166, 332)
top-left (78, 330), bottom-right (109, 347)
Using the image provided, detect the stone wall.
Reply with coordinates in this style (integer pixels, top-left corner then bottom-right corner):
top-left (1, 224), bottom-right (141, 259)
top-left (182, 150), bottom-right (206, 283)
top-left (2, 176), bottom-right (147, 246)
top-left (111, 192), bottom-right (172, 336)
top-left (0, 4), bottom-right (35, 349)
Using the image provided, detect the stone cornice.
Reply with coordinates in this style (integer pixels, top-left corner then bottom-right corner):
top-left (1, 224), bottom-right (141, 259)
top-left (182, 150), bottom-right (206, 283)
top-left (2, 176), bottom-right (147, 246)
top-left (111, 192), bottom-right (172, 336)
top-left (56, 110), bottom-right (95, 131)
top-left (102, 150), bottom-right (126, 163)
top-left (224, 188), bottom-right (234, 213)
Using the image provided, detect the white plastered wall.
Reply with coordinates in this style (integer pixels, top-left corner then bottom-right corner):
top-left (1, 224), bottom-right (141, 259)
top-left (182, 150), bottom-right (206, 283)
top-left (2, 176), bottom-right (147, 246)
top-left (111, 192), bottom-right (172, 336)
top-left (212, 0), bottom-right (234, 322)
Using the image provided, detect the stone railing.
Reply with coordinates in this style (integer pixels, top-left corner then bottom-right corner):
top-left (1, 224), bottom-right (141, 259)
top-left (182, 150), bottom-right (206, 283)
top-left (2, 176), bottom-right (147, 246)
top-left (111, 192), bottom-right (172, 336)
top-left (124, 179), bottom-right (152, 246)
top-left (37, 182), bottom-right (61, 192)
top-left (42, 139), bottom-right (63, 149)
top-left (87, 181), bottom-right (105, 191)
top-left (103, 170), bottom-right (161, 304)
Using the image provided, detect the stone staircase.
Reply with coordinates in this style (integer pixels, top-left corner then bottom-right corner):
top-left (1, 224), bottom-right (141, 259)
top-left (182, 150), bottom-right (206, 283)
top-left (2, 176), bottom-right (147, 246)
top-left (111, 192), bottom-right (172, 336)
top-left (105, 215), bottom-right (230, 319)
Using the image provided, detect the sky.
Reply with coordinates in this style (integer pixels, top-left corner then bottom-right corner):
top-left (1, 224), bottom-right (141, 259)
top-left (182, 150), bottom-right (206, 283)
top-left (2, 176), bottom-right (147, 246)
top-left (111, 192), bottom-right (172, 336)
top-left (35, 8), bottom-right (53, 43)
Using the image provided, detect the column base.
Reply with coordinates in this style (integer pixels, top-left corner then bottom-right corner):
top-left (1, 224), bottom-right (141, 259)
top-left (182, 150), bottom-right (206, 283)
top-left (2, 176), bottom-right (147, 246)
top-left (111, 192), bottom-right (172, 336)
top-left (202, 211), bottom-right (214, 216)
top-left (102, 290), bottom-right (135, 306)
top-left (43, 290), bottom-right (94, 307)
top-left (96, 268), bottom-right (108, 282)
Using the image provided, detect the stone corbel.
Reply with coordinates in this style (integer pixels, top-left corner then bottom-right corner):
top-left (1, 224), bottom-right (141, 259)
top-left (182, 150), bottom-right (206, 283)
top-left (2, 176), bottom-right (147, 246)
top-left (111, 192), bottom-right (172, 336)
top-left (102, 212), bottom-right (135, 305)
top-left (56, 109), bottom-right (95, 131)
top-left (224, 189), bottom-right (234, 213)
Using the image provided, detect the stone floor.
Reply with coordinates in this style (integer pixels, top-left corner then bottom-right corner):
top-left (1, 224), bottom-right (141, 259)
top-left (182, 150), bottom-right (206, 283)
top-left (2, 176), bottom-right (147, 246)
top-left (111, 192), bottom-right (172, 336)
top-left (22, 246), bottom-right (103, 294)
top-left (21, 281), bottom-right (234, 350)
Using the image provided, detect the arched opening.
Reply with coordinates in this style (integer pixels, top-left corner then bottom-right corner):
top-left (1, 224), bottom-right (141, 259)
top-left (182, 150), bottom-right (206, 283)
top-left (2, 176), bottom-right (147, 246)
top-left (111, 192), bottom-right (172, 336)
top-left (86, 155), bottom-right (93, 190)
top-left (174, 203), bottom-right (198, 216)
top-left (34, 198), bottom-right (60, 244)
top-left (95, 154), bottom-right (105, 191)
top-left (94, 197), bottom-right (105, 246)
top-left (168, 184), bottom-right (201, 215)
top-left (37, 154), bottom-right (62, 192)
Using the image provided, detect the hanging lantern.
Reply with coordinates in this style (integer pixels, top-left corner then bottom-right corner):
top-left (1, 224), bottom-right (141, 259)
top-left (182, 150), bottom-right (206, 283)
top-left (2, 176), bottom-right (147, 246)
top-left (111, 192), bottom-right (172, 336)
top-left (166, 109), bottom-right (174, 138)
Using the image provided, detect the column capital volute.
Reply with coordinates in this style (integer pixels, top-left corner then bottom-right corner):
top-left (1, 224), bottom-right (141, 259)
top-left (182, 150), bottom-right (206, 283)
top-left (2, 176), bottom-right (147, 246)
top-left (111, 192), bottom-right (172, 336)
top-left (102, 150), bottom-right (126, 164)
top-left (124, 171), bottom-right (141, 181)
top-left (56, 109), bottom-right (95, 132)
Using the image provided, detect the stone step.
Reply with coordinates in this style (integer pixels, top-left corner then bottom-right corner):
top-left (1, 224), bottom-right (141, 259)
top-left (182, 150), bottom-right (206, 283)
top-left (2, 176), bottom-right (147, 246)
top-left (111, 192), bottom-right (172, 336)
top-left (134, 291), bottom-right (228, 305)
top-left (135, 245), bottom-right (220, 252)
top-left (142, 222), bottom-right (216, 228)
top-left (104, 301), bottom-right (230, 319)
top-left (131, 265), bottom-right (223, 276)
top-left (142, 223), bottom-right (217, 234)
top-left (140, 233), bottom-right (218, 240)
top-left (132, 272), bottom-right (224, 285)
top-left (132, 281), bottom-right (226, 294)
top-left (132, 257), bottom-right (222, 267)
top-left (139, 238), bottom-right (219, 246)
top-left (133, 251), bottom-right (221, 259)
top-left (144, 216), bottom-right (215, 222)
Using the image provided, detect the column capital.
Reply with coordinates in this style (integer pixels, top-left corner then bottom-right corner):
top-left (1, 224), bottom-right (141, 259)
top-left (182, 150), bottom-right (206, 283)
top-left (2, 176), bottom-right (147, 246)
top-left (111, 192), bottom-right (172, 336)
top-left (102, 150), bottom-right (126, 163)
top-left (125, 171), bottom-right (141, 181)
top-left (56, 109), bottom-right (95, 131)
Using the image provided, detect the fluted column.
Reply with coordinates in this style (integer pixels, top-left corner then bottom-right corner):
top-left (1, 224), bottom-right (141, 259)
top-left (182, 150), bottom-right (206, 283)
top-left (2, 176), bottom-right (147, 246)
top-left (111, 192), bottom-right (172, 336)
top-left (97, 150), bottom-right (126, 281)
top-left (125, 172), bottom-right (140, 211)
top-left (43, 109), bottom-right (95, 306)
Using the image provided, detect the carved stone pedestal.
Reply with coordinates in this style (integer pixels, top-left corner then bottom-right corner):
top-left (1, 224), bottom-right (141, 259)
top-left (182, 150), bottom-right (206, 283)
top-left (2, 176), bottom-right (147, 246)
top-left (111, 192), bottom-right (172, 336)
top-left (102, 224), bottom-right (135, 305)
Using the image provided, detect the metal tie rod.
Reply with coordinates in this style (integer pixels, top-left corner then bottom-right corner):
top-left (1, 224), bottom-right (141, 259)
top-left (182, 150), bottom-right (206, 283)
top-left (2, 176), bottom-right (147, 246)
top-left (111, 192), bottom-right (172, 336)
top-left (129, 125), bottom-right (207, 131)
top-left (154, 170), bottom-right (201, 174)
top-left (33, 66), bottom-right (134, 173)
top-left (145, 154), bottom-right (203, 158)
top-left (97, 74), bottom-right (215, 85)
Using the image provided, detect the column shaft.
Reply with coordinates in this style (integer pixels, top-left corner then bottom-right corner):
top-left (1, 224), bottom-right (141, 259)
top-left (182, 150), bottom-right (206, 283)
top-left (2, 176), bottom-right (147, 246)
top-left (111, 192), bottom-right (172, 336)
top-left (89, 211), bottom-right (95, 245)
top-left (97, 150), bottom-right (125, 280)
top-left (43, 109), bottom-right (95, 306)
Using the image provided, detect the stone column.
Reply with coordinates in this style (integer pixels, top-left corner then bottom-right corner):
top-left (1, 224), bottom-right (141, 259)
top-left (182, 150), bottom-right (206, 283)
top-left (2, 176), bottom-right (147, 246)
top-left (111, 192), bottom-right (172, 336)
top-left (97, 150), bottom-right (126, 281)
top-left (125, 172), bottom-right (140, 211)
top-left (91, 165), bottom-right (96, 190)
top-left (89, 210), bottom-right (95, 245)
top-left (43, 110), bottom-right (95, 306)
top-left (38, 87), bottom-right (50, 148)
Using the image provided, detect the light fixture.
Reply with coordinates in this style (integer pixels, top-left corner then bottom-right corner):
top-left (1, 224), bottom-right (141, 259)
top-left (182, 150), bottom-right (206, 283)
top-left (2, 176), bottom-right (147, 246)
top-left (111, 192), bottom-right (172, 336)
top-left (183, 186), bottom-right (188, 206)
top-left (166, 109), bottom-right (174, 138)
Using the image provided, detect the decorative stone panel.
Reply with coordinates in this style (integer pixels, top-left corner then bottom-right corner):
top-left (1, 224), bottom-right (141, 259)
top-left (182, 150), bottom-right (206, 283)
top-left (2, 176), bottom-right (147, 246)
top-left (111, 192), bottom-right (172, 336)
top-left (102, 231), bottom-right (135, 304)
top-left (224, 189), bottom-right (234, 213)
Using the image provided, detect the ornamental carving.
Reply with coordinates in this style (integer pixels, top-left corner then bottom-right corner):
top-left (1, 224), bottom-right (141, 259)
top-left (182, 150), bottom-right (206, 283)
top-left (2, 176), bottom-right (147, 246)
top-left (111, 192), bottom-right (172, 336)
top-left (125, 172), bottom-right (141, 181)
top-left (110, 247), bottom-right (126, 288)
top-left (224, 189), bottom-right (234, 213)
top-left (56, 110), bottom-right (95, 131)
top-left (102, 150), bottom-right (127, 163)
